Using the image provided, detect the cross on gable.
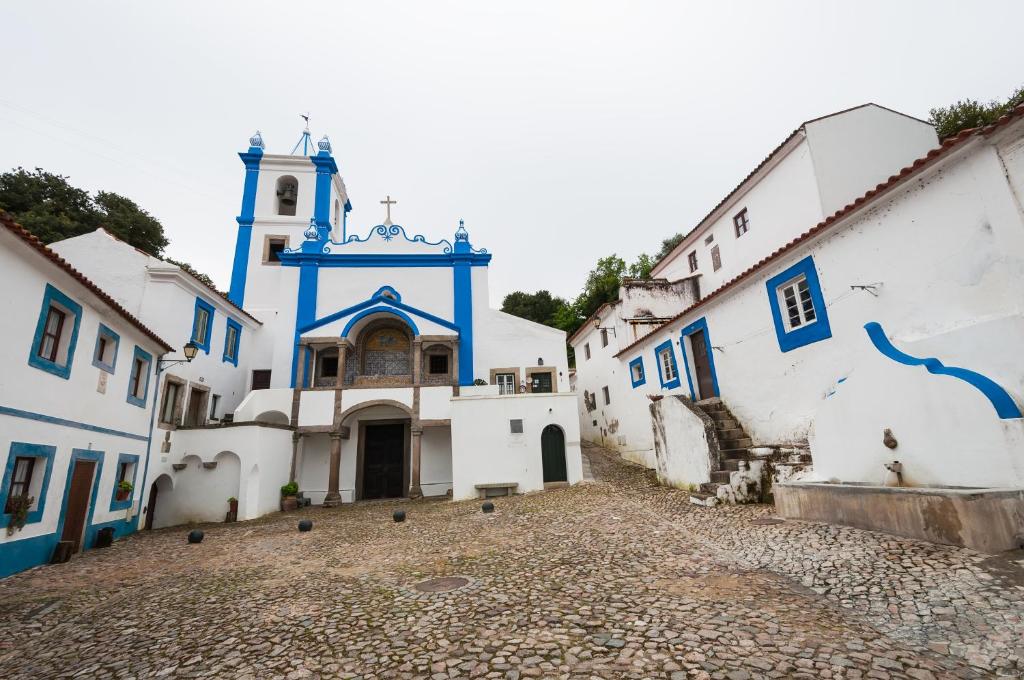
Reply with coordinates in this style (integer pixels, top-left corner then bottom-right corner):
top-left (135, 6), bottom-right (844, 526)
top-left (380, 195), bottom-right (397, 225)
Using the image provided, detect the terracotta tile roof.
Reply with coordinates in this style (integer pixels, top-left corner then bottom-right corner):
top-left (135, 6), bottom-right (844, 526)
top-left (648, 103), bottom-right (930, 278)
top-left (615, 103), bottom-right (1024, 359)
top-left (1, 211), bottom-right (174, 353)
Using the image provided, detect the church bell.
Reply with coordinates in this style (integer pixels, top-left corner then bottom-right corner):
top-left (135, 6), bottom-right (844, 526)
top-left (277, 183), bottom-right (297, 206)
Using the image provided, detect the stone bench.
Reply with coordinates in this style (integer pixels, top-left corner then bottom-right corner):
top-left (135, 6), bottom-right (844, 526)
top-left (475, 482), bottom-right (518, 499)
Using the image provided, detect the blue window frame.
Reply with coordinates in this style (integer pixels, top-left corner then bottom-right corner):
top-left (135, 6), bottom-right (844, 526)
top-left (108, 453), bottom-right (140, 511)
top-left (653, 339), bottom-right (681, 390)
top-left (679, 317), bottom-right (720, 400)
top-left (28, 283), bottom-right (83, 379)
top-left (126, 346), bottom-right (153, 408)
top-left (766, 255), bottom-right (832, 353)
top-left (628, 356), bottom-right (646, 388)
top-left (1, 442), bottom-right (56, 528)
top-left (92, 323), bottom-right (120, 373)
top-left (223, 318), bottom-right (242, 366)
top-left (191, 297), bottom-right (215, 354)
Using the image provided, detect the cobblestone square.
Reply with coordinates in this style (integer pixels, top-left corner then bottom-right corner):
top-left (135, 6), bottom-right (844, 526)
top-left (1, 445), bottom-right (1021, 679)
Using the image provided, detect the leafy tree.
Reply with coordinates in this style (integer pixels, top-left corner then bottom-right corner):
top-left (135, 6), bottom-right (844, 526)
top-left (577, 255), bottom-right (627, 320)
top-left (1, 166), bottom-right (219, 291)
top-left (628, 253), bottom-right (656, 279)
top-left (656, 233), bottom-right (685, 261)
top-left (500, 290), bottom-right (569, 328)
top-left (929, 84), bottom-right (1024, 140)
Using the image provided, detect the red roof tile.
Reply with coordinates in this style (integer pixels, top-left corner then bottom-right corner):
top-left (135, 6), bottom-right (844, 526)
top-left (1, 211), bottom-right (174, 353)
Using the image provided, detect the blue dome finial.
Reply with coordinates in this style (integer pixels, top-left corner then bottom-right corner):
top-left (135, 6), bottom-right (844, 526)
top-left (455, 218), bottom-right (469, 242)
top-left (304, 217), bottom-right (320, 240)
top-left (318, 135), bottom-right (332, 154)
top-left (249, 130), bottom-right (265, 149)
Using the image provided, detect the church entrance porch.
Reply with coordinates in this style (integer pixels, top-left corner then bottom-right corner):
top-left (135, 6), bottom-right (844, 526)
top-left (357, 420), bottom-right (409, 500)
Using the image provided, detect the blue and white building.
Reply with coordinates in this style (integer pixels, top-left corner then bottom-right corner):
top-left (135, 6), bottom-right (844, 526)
top-left (0, 214), bottom-right (172, 578)
top-left (47, 129), bottom-right (582, 532)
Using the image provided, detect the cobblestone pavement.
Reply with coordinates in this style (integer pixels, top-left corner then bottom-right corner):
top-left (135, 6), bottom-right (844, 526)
top-left (1, 444), bottom-right (1021, 679)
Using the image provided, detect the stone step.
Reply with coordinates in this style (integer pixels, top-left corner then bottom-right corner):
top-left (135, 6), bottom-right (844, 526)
top-left (721, 448), bottom-right (752, 460)
top-left (716, 426), bottom-right (746, 441)
top-left (699, 482), bottom-right (720, 494)
top-left (720, 459), bottom-right (750, 471)
top-left (712, 417), bottom-right (739, 430)
top-left (710, 470), bottom-right (732, 484)
top-left (689, 491), bottom-right (718, 507)
top-left (720, 436), bottom-right (753, 449)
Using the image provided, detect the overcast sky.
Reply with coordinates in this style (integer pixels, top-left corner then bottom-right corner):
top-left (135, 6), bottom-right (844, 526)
top-left (2, 1), bottom-right (1022, 306)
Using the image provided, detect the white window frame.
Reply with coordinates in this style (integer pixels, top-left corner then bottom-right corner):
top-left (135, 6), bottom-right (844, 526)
top-left (658, 348), bottom-right (677, 383)
top-left (777, 274), bottom-right (818, 332)
top-left (496, 372), bottom-right (515, 396)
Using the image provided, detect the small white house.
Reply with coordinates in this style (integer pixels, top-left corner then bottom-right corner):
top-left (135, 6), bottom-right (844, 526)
top-left (0, 213), bottom-right (172, 578)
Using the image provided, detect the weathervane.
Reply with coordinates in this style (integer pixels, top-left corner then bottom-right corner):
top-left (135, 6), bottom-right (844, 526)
top-left (380, 195), bottom-right (397, 226)
top-left (290, 112), bottom-right (316, 155)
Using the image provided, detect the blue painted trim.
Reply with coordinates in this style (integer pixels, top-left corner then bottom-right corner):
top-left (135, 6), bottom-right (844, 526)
top-left (0, 442), bottom-right (56, 527)
top-left (108, 453), bottom-right (140, 511)
top-left (453, 258), bottom-right (474, 385)
top-left (340, 224), bottom-right (454, 251)
top-left (190, 297), bottom-right (215, 353)
top-left (340, 306), bottom-right (421, 339)
top-left (0, 405), bottom-right (150, 441)
top-left (228, 147), bottom-right (263, 306)
top-left (0, 530), bottom-right (58, 578)
top-left (278, 252), bottom-right (492, 268)
top-left (864, 322), bottom-right (1023, 420)
top-left (653, 339), bottom-right (681, 390)
top-left (629, 356), bottom-right (646, 388)
top-left (311, 152), bottom-right (337, 238)
top-left (54, 448), bottom-right (104, 550)
top-left (679, 317), bottom-right (720, 399)
top-left (222, 317), bottom-right (242, 367)
top-left (133, 365), bottom-right (161, 533)
top-left (290, 262), bottom-right (320, 388)
top-left (28, 283), bottom-right (83, 380)
top-left (766, 255), bottom-right (832, 353)
top-left (373, 285), bottom-right (401, 302)
top-left (126, 346), bottom-right (153, 408)
top-left (301, 292), bottom-right (460, 335)
top-left (91, 323), bottom-right (120, 373)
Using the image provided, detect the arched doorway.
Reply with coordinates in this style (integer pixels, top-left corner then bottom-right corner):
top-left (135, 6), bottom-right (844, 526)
top-left (145, 473), bottom-right (173, 530)
top-left (541, 425), bottom-right (567, 483)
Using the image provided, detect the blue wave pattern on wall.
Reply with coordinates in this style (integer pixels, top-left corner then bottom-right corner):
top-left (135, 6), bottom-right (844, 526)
top-left (863, 322), bottom-right (1022, 420)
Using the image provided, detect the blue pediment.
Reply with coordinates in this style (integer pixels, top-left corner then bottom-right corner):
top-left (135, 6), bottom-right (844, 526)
top-left (299, 288), bottom-right (460, 337)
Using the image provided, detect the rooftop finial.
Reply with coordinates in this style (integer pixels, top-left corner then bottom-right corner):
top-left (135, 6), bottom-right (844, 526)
top-left (455, 218), bottom-right (469, 241)
top-left (304, 217), bottom-right (320, 240)
top-left (291, 112), bottom-right (316, 155)
top-left (380, 195), bottom-right (397, 226)
top-left (249, 130), bottom-right (265, 149)
top-left (318, 135), bottom-right (332, 154)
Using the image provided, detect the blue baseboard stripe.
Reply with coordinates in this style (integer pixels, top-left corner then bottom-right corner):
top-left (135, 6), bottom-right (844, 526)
top-left (0, 406), bottom-right (149, 441)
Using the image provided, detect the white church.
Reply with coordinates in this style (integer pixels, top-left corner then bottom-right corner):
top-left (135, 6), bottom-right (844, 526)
top-left (0, 128), bottom-right (582, 576)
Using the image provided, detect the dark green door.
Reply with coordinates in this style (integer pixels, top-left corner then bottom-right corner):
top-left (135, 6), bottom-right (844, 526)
top-left (541, 425), bottom-right (567, 483)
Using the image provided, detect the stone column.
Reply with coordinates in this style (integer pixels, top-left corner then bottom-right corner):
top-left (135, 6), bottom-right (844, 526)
top-left (409, 425), bottom-right (424, 499)
top-left (412, 338), bottom-right (423, 386)
top-left (336, 340), bottom-right (347, 389)
top-left (289, 432), bottom-right (302, 483)
top-left (324, 433), bottom-right (342, 507)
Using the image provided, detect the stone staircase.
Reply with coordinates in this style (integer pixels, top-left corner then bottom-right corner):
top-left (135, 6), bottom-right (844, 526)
top-left (690, 398), bottom-right (752, 506)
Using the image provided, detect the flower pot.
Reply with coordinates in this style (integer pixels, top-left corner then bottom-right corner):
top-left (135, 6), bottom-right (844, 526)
top-left (116, 489), bottom-right (130, 502)
top-left (228, 499), bottom-right (238, 514)
top-left (281, 495), bottom-right (298, 512)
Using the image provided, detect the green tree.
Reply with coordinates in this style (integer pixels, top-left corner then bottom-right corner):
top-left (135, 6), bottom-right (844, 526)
top-left (656, 232), bottom-right (685, 261)
top-left (577, 255), bottom-right (627, 320)
top-left (93, 191), bottom-right (169, 255)
top-left (0, 168), bottom-right (100, 244)
top-left (929, 84), bottom-right (1024, 140)
top-left (628, 253), bottom-right (656, 279)
top-left (500, 290), bottom-right (569, 328)
top-left (164, 257), bottom-right (218, 291)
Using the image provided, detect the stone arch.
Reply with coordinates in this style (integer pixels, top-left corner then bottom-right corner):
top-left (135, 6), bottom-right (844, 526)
top-left (255, 410), bottom-right (290, 425)
top-left (348, 317), bottom-right (415, 379)
top-left (338, 399), bottom-right (413, 424)
top-left (145, 473), bottom-right (174, 530)
top-left (276, 175), bottom-right (298, 216)
top-left (213, 451), bottom-right (242, 505)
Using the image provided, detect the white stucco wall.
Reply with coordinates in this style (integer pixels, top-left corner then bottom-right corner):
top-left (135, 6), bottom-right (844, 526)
top-left (650, 397), bottom-right (714, 489)
top-left (450, 392), bottom-right (583, 500)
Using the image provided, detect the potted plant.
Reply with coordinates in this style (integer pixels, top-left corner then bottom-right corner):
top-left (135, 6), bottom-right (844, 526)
top-left (226, 496), bottom-right (238, 523)
top-left (6, 494), bottom-right (33, 536)
top-left (280, 482), bottom-right (299, 512)
top-left (116, 480), bottom-right (133, 502)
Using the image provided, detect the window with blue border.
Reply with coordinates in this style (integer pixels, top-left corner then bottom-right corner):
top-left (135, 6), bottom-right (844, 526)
top-left (628, 356), bottom-right (646, 388)
top-left (92, 323), bottom-right (120, 373)
top-left (109, 453), bottom-right (140, 511)
top-left (126, 346), bottom-right (153, 408)
top-left (766, 255), bottom-right (832, 353)
top-left (1, 442), bottom-right (56, 528)
top-left (28, 283), bottom-right (83, 379)
top-left (653, 339), bottom-right (681, 390)
top-left (223, 318), bottom-right (242, 366)
top-left (191, 297), bottom-right (215, 353)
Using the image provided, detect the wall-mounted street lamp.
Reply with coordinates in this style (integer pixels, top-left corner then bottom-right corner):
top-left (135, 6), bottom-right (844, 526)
top-left (157, 341), bottom-right (199, 373)
top-left (593, 317), bottom-right (617, 336)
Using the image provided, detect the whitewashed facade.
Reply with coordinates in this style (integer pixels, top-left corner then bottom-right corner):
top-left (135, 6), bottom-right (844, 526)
top-left (572, 104), bottom-right (1024, 504)
top-left (0, 216), bottom-right (172, 577)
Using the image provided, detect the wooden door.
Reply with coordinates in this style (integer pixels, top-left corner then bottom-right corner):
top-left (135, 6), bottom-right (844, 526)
top-left (61, 460), bottom-right (95, 553)
top-left (185, 388), bottom-right (206, 427)
top-left (251, 370), bottom-right (271, 390)
top-left (362, 423), bottom-right (406, 499)
top-left (530, 372), bottom-right (553, 393)
top-left (689, 330), bottom-right (716, 400)
top-left (144, 481), bottom-right (158, 530)
top-left (541, 425), bottom-right (567, 483)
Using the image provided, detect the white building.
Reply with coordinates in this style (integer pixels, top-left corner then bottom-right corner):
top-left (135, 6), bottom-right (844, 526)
top-left (46, 129), bottom-right (582, 531)
top-left (572, 104), bottom-right (941, 469)
top-left (571, 102), bottom-right (1024, 544)
top-left (0, 213), bottom-right (172, 578)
